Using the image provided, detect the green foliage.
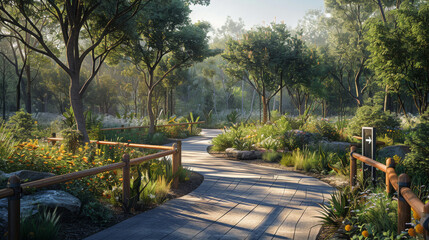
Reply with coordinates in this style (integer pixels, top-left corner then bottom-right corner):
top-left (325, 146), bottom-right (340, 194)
top-left (20, 207), bottom-right (61, 240)
top-left (281, 148), bottom-right (318, 172)
top-left (62, 107), bottom-right (75, 128)
top-left (366, 2), bottom-right (429, 115)
top-left (107, 157), bottom-right (190, 210)
top-left (0, 121), bottom-right (17, 160)
top-left (80, 201), bottom-right (113, 224)
top-left (403, 111), bottom-right (429, 181)
top-left (148, 132), bottom-right (167, 145)
top-left (283, 130), bottom-right (313, 151)
top-left (6, 109), bottom-right (35, 142)
top-left (356, 193), bottom-right (397, 234)
top-left (60, 129), bottom-right (83, 154)
top-left (318, 188), bottom-right (352, 225)
top-left (347, 105), bottom-right (400, 137)
top-left (303, 120), bottom-right (340, 141)
top-left (226, 110), bottom-right (240, 125)
top-left (262, 151), bottom-right (282, 163)
top-left (211, 130), bottom-right (235, 151)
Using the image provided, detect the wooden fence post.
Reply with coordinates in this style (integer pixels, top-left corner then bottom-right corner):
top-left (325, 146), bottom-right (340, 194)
top-left (172, 143), bottom-right (179, 189)
top-left (386, 158), bottom-right (394, 195)
top-left (350, 146), bottom-right (357, 187)
top-left (398, 173), bottom-right (411, 233)
top-left (177, 140), bottom-right (182, 167)
top-left (8, 175), bottom-right (21, 240)
top-left (122, 154), bottom-right (130, 212)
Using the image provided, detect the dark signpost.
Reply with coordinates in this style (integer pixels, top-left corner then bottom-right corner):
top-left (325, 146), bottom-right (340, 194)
top-left (362, 127), bottom-right (376, 184)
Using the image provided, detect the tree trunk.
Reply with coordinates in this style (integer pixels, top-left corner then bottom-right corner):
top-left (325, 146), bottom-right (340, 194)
top-left (279, 86), bottom-right (283, 115)
top-left (354, 59), bottom-right (365, 107)
top-left (70, 74), bottom-right (89, 142)
top-left (147, 88), bottom-right (156, 134)
top-left (25, 64), bottom-right (32, 113)
top-left (262, 94), bottom-right (268, 123)
top-left (16, 72), bottom-right (23, 111)
top-left (165, 88), bottom-right (169, 118)
top-left (2, 61), bottom-right (6, 120)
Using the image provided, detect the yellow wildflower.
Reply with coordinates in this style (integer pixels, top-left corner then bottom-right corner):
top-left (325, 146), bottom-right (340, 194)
top-left (362, 230), bottom-right (369, 238)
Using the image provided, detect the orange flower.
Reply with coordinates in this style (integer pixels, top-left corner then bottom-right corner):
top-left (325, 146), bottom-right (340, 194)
top-left (100, 176), bottom-right (105, 179)
top-left (119, 178), bottom-right (123, 181)
top-left (408, 228), bottom-right (416, 237)
top-left (415, 224), bottom-right (424, 234)
top-left (9, 160), bottom-right (14, 163)
top-left (412, 208), bottom-right (419, 220)
top-left (344, 225), bottom-right (351, 232)
top-left (57, 156), bottom-right (63, 160)
top-left (43, 161), bottom-right (48, 164)
top-left (362, 230), bottom-right (369, 238)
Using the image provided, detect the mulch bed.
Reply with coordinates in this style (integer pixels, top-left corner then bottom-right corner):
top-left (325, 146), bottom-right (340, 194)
top-left (57, 171), bottom-right (203, 240)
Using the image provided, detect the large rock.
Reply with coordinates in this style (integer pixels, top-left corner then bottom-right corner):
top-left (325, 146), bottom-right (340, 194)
top-left (241, 151), bottom-right (263, 160)
top-left (378, 145), bottom-right (410, 161)
top-left (318, 141), bottom-right (351, 153)
top-left (225, 148), bottom-right (263, 160)
top-left (0, 190), bottom-right (81, 229)
top-left (3, 170), bottom-right (55, 182)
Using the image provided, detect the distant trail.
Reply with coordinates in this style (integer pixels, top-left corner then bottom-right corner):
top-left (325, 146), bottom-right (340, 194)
top-left (86, 129), bottom-right (333, 240)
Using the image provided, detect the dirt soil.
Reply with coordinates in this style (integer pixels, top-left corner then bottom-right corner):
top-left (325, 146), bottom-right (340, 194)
top-left (57, 171), bottom-right (204, 240)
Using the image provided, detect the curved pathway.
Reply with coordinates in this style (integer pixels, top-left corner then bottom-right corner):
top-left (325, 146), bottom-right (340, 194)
top-left (86, 129), bottom-right (333, 240)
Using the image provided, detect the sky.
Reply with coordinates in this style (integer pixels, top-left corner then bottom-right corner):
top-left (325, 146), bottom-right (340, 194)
top-left (189, 0), bottom-right (325, 31)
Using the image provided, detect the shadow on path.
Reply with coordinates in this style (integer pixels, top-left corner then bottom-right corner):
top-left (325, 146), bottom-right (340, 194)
top-left (85, 129), bottom-right (333, 240)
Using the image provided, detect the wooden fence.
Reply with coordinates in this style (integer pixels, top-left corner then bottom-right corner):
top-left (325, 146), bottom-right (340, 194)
top-left (99, 121), bottom-right (205, 135)
top-left (0, 139), bottom-right (182, 240)
top-left (350, 146), bottom-right (429, 238)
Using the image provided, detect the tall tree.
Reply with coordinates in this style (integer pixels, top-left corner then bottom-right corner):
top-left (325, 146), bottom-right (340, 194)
top-left (223, 23), bottom-right (299, 122)
top-left (123, 0), bottom-right (215, 134)
top-left (324, 0), bottom-right (378, 107)
top-left (0, 0), bottom-right (147, 141)
top-left (366, 2), bottom-right (429, 115)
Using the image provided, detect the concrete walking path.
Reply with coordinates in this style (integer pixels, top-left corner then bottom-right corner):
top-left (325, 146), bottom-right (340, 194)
top-left (85, 129), bottom-right (333, 240)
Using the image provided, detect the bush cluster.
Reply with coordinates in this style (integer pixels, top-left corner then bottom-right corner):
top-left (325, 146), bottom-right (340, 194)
top-left (346, 105), bottom-right (400, 137)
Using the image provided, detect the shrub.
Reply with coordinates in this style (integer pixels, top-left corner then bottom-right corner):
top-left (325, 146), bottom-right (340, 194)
top-left (6, 109), bottom-right (35, 142)
top-left (20, 207), bottom-right (61, 240)
top-left (60, 128), bottom-right (83, 154)
top-left (0, 121), bottom-right (16, 160)
top-left (346, 105), bottom-right (400, 137)
top-left (211, 131), bottom-right (235, 151)
top-left (303, 120), bottom-right (340, 141)
top-left (80, 201), bottom-right (113, 224)
top-left (262, 151), bottom-right (282, 163)
top-left (356, 192), bottom-right (397, 234)
top-left (226, 110), bottom-right (240, 125)
top-left (403, 111), bottom-right (429, 182)
top-left (149, 132), bottom-right (167, 145)
top-left (284, 130), bottom-right (315, 151)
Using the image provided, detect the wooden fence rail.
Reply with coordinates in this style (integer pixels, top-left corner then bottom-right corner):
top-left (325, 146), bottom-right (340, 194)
top-left (1, 139), bottom-right (182, 240)
top-left (99, 121), bottom-right (205, 132)
top-left (350, 146), bottom-right (429, 238)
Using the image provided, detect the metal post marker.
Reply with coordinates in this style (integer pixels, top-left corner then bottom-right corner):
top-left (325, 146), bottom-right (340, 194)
top-left (362, 127), bottom-right (376, 185)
